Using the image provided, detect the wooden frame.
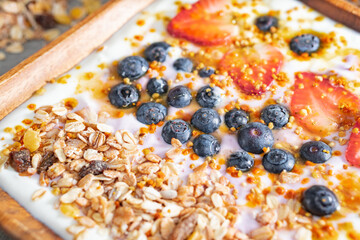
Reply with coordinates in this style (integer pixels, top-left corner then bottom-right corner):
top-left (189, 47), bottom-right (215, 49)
top-left (0, 0), bottom-right (154, 238)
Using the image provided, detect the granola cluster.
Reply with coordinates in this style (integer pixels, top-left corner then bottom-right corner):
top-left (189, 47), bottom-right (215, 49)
top-left (0, 0), bottom-right (101, 60)
top-left (2, 101), bottom-right (322, 240)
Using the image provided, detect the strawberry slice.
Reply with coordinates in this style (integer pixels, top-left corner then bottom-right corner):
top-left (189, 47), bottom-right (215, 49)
top-left (219, 45), bottom-right (284, 95)
top-left (291, 72), bottom-right (360, 137)
top-left (346, 120), bottom-right (360, 166)
top-left (167, 0), bottom-right (238, 46)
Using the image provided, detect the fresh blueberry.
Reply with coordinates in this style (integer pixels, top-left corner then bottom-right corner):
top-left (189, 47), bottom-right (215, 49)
top-left (191, 108), bottom-right (221, 134)
top-left (136, 102), bottom-right (167, 125)
top-left (225, 108), bottom-right (249, 130)
top-left (302, 185), bottom-right (339, 216)
top-left (237, 122), bottom-right (274, 154)
top-left (262, 149), bottom-right (295, 174)
top-left (227, 151), bottom-right (254, 172)
top-left (260, 104), bottom-right (289, 129)
top-left (196, 85), bottom-right (221, 108)
top-left (173, 58), bottom-right (193, 72)
top-left (198, 67), bottom-right (215, 78)
top-left (290, 34), bottom-right (320, 55)
top-left (144, 42), bottom-right (170, 63)
top-left (108, 84), bottom-right (140, 108)
top-left (167, 85), bottom-right (192, 108)
top-left (193, 134), bottom-right (220, 157)
top-left (117, 56), bottom-right (149, 81)
top-left (255, 16), bottom-right (279, 32)
top-left (161, 119), bottom-right (192, 144)
top-left (146, 78), bottom-right (169, 96)
top-left (300, 141), bottom-right (332, 164)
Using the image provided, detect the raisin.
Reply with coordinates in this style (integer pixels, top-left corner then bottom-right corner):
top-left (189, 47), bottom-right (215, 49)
top-left (35, 14), bottom-right (57, 29)
top-left (9, 149), bottom-right (31, 173)
top-left (37, 151), bottom-right (56, 173)
top-left (79, 161), bottom-right (108, 178)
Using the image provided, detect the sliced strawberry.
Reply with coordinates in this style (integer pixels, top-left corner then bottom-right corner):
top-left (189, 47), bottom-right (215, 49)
top-left (291, 72), bottom-right (360, 137)
top-left (167, 0), bottom-right (238, 46)
top-left (219, 45), bottom-right (284, 95)
top-left (346, 120), bottom-right (360, 166)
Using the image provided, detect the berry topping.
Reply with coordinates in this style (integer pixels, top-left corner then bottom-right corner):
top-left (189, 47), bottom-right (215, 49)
top-left (117, 56), bottom-right (149, 81)
top-left (173, 58), bottom-right (193, 72)
top-left (262, 149), bottom-right (295, 174)
top-left (167, 0), bottom-right (238, 46)
top-left (260, 104), bottom-right (289, 129)
top-left (255, 15), bottom-right (278, 32)
top-left (144, 41), bottom-right (171, 62)
top-left (108, 84), bottom-right (140, 109)
top-left (191, 108), bottom-right (221, 133)
top-left (291, 72), bottom-right (360, 136)
top-left (225, 108), bottom-right (249, 130)
top-left (146, 77), bottom-right (169, 96)
top-left (302, 185), bottom-right (339, 216)
top-left (300, 141), bottom-right (332, 164)
top-left (290, 34), bottom-right (320, 55)
top-left (219, 45), bottom-right (283, 95)
top-left (167, 85), bottom-right (192, 108)
top-left (346, 121), bottom-right (360, 166)
top-left (196, 85), bottom-right (221, 108)
top-left (198, 67), bottom-right (215, 78)
top-left (136, 102), bottom-right (167, 125)
top-left (161, 119), bottom-right (192, 144)
top-left (193, 134), bottom-right (220, 157)
top-left (227, 151), bottom-right (254, 172)
top-left (237, 122), bottom-right (274, 154)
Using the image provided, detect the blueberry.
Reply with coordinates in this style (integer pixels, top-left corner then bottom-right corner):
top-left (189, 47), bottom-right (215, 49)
top-left (255, 16), bottom-right (279, 32)
top-left (237, 122), bottom-right (274, 154)
top-left (191, 108), bottom-right (221, 134)
top-left (193, 134), bottom-right (220, 157)
top-left (196, 85), bottom-right (221, 108)
top-left (227, 151), bottom-right (254, 172)
top-left (225, 108), bottom-right (249, 130)
top-left (146, 78), bottom-right (169, 96)
top-left (136, 102), bottom-right (167, 125)
top-left (262, 149), bottom-right (295, 174)
top-left (167, 85), bottom-right (192, 108)
top-left (108, 84), bottom-right (140, 108)
top-left (144, 42), bottom-right (170, 63)
top-left (290, 34), bottom-right (320, 55)
top-left (198, 67), bottom-right (215, 78)
top-left (117, 56), bottom-right (149, 81)
top-left (161, 119), bottom-right (192, 144)
top-left (260, 104), bottom-right (289, 129)
top-left (302, 185), bottom-right (339, 216)
top-left (173, 58), bottom-right (193, 72)
top-left (300, 141), bottom-right (332, 164)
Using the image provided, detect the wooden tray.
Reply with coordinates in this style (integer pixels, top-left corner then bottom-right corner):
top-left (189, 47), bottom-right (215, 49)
top-left (0, 0), bottom-right (154, 239)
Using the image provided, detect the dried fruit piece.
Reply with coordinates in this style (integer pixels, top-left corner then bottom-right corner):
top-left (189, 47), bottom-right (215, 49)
top-left (78, 160), bottom-right (108, 178)
top-left (23, 128), bottom-right (41, 152)
top-left (37, 151), bottom-right (57, 173)
top-left (9, 149), bottom-right (31, 173)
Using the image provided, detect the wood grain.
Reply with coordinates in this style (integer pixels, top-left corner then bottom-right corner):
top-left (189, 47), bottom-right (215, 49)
top-left (0, 189), bottom-right (61, 240)
top-left (0, 0), bottom-right (155, 120)
top-left (300, 0), bottom-right (360, 32)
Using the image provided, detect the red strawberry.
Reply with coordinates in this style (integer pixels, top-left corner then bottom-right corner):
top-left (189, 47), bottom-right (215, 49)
top-left (346, 120), bottom-right (360, 166)
top-left (219, 45), bottom-right (284, 95)
top-left (167, 0), bottom-right (238, 46)
top-left (291, 72), bottom-right (360, 137)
